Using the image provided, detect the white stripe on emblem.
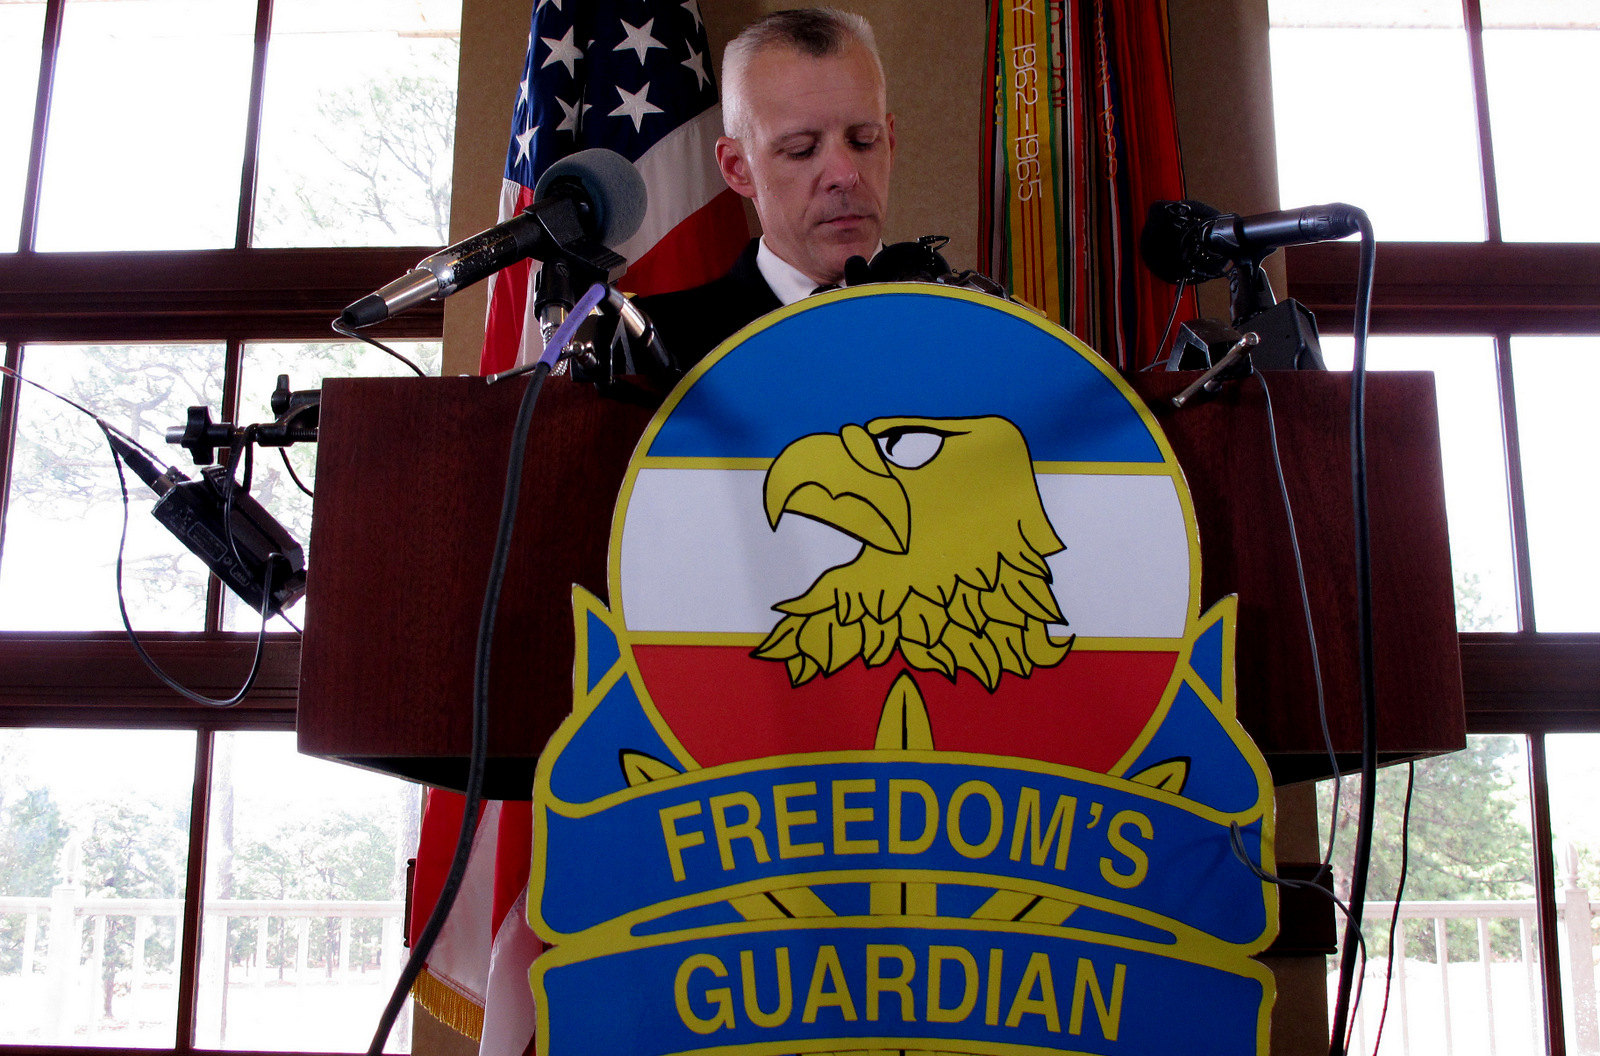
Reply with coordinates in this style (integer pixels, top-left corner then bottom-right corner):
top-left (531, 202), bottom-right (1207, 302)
top-left (618, 468), bottom-right (1191, 639)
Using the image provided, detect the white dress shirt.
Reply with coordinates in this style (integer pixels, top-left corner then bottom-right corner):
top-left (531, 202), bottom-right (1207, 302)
top-left (756, 237), bottom-right (886, 306)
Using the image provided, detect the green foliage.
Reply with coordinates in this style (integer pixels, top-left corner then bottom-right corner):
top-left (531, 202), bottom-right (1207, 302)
top-left (79, 799), bottom-right (191, 1011)
top-left (0, 780), bottom-right (71, 974)
top-left (234, 811), bottom-right (397, 903)
top-left (1454, 569), bottom-right (1509, 632)
top-left (0, 787), bottom-right (70, 897)
top-left (1319, 735), bottom-right (1535, 960)
top-left (224, 807), bottom-right (404, 975)
top-left (80, 800), bottom-right (190, 902)
top-left (255, 40), bottom-right (457, 247)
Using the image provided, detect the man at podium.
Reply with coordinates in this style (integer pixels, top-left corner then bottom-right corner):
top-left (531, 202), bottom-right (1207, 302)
top-left (638, 7), bottom-right (897, 366)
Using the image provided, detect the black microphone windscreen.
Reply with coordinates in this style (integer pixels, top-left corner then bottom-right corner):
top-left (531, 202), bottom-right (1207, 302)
top-left (843, 255), bottom-right (872, 286)
top-left (1140, 200), bottom-right (1226, 285)
top-left (534, 148), bottom-right (649, 246)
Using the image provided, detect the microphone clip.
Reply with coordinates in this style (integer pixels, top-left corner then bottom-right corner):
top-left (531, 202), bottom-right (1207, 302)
top-left (835, 235), bottom-right (1011, 300)
top-left (1172, 331), bottom-right (1259, 409)
top-left (563, 286), bottom-right (677, 392)
top-left (167, 375), bottom-right (320, 466)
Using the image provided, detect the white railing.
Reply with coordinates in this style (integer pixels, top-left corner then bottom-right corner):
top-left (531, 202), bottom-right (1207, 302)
top-left (0, 888), bottom-right (405, 1045)
top-left (7, 879), bottom-right (1597, 1053)
top-left (1341, 879), bottom-right (1598, 1056)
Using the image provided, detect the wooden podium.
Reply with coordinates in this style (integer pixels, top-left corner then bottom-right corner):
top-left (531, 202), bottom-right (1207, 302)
top-left (296, 370), bottom-right (1464, 797)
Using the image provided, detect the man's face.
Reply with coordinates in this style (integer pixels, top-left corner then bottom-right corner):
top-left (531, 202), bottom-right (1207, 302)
top-left (717, 42), bottom-right (895, 286)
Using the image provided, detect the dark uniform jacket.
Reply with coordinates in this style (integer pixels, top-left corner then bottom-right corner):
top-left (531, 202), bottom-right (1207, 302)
top-left (635, 239), bottom-right (781, 373)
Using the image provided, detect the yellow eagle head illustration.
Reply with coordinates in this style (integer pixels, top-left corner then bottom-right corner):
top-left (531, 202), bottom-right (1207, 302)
top-left (753, 415), bottom-right (1073, 691)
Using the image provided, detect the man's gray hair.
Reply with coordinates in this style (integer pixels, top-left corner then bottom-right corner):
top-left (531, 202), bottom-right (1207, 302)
top-left (721, 8), bottom-right (883, 141)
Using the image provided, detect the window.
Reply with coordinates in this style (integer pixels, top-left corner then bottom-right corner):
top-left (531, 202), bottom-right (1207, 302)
top-left (1317, 736), bottom-right (1540, 1054)
top-left (0, 1), bottom-right (460, 1051)
top-left (1272, 1), bottom-right (1600, 1052)
top-left (0, 730), bottom-right (420, 1051)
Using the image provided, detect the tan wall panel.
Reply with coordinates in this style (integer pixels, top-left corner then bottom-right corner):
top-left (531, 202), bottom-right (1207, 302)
top-left (836, 0), bottom-right (986, 269)
top-left (1168, 0), bottom-right (1287, 320)
top-left (440, 0), bottom-right (538, 376)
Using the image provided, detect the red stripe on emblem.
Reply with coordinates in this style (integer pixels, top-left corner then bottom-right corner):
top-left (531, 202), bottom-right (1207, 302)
top-left (633, 645), bottom-right (1180, 772)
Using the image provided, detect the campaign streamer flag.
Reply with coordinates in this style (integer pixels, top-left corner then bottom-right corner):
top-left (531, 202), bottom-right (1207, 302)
top-left (982, 0), bottom-right (1196, 371)
top-left (412, 2), bottom-right (748, 1051)
top-left (478, 0), bottom-right (749, 374)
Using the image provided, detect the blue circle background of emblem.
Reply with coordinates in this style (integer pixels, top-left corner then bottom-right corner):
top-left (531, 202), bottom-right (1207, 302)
top-left (645, 285), bottom-right (1167, 465)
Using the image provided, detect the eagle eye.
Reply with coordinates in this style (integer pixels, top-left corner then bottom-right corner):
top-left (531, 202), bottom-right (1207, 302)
top-left (875, 427), bottom-right (946, 469)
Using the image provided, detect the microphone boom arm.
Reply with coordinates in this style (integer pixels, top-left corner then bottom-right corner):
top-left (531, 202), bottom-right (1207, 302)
top-left (338, 148), bottom-right (648, 330)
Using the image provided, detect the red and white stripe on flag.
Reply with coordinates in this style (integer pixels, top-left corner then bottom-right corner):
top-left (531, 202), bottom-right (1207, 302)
top-left (409, 796), bottom-right (544, 1055)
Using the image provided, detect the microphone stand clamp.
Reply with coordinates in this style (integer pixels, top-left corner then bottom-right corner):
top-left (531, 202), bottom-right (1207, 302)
top-left (167, 375), bottom-right (320, 466)
top-left (1172, 331), bottom-right (1259, 409)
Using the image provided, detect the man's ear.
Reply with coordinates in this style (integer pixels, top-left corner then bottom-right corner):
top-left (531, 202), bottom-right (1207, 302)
top-left (885, 113), bottom-right (897, 162)
top-left (716, 136), bottom-right (757, 200)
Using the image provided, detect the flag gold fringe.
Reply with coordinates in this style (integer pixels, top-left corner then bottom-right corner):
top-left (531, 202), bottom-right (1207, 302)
top-left (411, 967), bottom-right (486, 1042)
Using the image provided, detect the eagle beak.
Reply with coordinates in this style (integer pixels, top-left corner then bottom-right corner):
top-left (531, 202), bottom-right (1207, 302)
top-left (764, 427), bottom-right (911, 553)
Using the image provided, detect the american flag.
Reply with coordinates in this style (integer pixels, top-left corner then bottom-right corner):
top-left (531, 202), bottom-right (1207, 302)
top-left (479, 0), bottom-right (748, 374)
top-left (414, 4), bottom-right (747, 1051)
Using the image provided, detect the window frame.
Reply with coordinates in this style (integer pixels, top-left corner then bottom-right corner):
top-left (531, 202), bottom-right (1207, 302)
top-left (1279, 1), bottom-right (1600, 1051)
top-left (0, 0), bottom-right (448, 1051)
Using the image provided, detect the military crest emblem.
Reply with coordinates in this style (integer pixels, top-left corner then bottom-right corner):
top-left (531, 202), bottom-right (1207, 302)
top-left (530, 285), bottom-right (1278, 1056)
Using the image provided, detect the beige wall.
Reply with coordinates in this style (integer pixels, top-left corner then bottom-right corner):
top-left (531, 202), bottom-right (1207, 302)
top-left (1168, 0), bottom-right (1288, 321)
top-left (429, 2), bottom-right (1330, 1053)
top-left (440, 0), bottom-right (540, 375)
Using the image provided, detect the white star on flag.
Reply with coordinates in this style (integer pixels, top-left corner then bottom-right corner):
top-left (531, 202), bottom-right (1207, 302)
top-left (681, 47), bottom-right (709, 90)
top-left (681, 0), bottom-right (703, 32)
top-left (535, 0), bottom-right (561, 10)
top-left (513, 123), bottom-right (537, 164)
top-left (542, 26), bottom-right (583, 78)
top-left (610, 82), bottom-right (663, 132)
top-left (518, 77), bottom-right (529, 105)
top-left (614, 17), bottom-right (666, 65)
top-left (554, 95), bottom-right (588, 135)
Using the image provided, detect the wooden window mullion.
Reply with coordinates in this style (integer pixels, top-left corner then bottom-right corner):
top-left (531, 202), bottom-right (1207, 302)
top-left (174, 727), bottom-right (215, 1052)
top-left (234, 0), bottom-right (276, 251)
top-left (0, 342), bottom-right (21, 560)
top-left (17, 0), bottom-right (65, 254)
top-left (1461, 0), bottom-right (1503, 242)
top-left (1527, 733), bottom-right (1567, 1056)
top-left (1493, 332), bottom-right (1538, 631)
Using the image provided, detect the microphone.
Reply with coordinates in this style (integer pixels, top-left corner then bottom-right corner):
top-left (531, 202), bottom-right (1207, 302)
top-left (842, 255), bottom-right (872, 286)
top-left (341, 148), bottom-right (648, 328)
top-left (1141, 200), bottom-right (1362, 285)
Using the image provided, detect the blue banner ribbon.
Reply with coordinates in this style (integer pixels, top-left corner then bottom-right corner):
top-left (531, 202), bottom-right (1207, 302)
top-left (536, 757), bottom-right (1267, 945)
top-left (534, 921), bottom-right (1269, 1056)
